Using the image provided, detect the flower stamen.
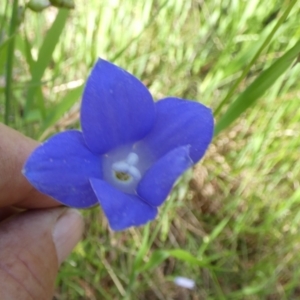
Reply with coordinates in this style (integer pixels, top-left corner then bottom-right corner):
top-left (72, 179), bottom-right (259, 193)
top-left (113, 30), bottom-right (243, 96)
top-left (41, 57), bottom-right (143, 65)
top-left (115, 171), bottom-right (131, 181)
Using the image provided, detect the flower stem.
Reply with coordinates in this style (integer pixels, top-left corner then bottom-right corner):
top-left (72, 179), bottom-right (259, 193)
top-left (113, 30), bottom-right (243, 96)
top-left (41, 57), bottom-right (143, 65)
top-left (4, 0), bottom-right (19, 125)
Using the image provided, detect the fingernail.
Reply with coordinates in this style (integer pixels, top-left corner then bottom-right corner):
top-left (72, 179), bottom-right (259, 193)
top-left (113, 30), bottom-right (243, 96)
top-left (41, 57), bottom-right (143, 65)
top-left (53, 209), bottom-right (84, 265)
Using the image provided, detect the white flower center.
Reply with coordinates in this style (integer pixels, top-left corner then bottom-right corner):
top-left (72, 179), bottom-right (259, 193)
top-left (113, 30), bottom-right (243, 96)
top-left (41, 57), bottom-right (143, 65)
top-left (112, 152), bottom-right (141, 182)
top-left (102, 145), bottom-right (152, 194)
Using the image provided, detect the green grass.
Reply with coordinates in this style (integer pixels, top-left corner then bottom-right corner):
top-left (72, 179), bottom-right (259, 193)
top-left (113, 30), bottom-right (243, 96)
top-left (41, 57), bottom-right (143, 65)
top-left (1, 0), bottom-right (300, 299)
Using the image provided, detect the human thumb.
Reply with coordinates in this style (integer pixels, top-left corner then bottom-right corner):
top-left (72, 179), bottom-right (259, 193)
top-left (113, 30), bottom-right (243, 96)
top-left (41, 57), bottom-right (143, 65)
top-left (0, 207), bottom-right (84, 300)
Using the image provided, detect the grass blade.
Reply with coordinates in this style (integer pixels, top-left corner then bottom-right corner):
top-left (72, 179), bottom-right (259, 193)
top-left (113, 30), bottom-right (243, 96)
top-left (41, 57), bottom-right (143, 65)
top-left (136, 250), bottom-right (170, 273)
top-left (24, 8), bottom-right (69, 118)
top-left (215, 39), bottom-right (300, 136)
top-left (214, 0), bottom-right (298, 117)
top-left (38, 84), bottom-right (83, 139)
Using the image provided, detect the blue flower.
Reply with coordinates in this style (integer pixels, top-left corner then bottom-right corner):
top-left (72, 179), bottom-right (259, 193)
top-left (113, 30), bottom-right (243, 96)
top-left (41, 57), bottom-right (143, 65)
top-left (23, 59), bottom-right (214, 231)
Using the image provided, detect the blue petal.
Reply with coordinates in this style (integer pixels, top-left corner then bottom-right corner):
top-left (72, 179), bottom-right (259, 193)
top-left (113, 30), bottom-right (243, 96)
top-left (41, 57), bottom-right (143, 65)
top-left (136, 97), bottom-right (214, 163)
top-left (137, 146), bottom-right (193, 207)
top-left (90, 178), bottom-right (157, 231)
top-left (23, 130), bottom-right (101, 208)
top-left (81, 59), bottom-right (156, 154)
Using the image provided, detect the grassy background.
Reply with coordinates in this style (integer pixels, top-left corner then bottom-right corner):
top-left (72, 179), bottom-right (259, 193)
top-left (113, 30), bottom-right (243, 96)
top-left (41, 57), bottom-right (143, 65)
top-left (1, 0), bottom-right (300, 299)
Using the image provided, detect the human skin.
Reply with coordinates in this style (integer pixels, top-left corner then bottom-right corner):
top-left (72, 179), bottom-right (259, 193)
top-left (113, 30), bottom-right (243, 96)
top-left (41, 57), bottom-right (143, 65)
top-left (0, 123), bottom-right (84, 300)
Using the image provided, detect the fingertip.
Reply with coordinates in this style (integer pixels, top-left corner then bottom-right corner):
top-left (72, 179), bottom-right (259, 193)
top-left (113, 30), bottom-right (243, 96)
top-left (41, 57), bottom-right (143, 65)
top-left (0, 123), bottom-right (62, 208)
top-left (52, 209), bottom-right (84, 265)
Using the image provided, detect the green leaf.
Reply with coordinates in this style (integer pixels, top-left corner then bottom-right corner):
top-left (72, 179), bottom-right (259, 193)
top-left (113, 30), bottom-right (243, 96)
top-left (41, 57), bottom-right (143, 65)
top-left (167, 249), bottom-right (226, 271)
top-left (215, 39), bottom-right (300, 136)
top-left (168, 249), bottom-right (206, 266)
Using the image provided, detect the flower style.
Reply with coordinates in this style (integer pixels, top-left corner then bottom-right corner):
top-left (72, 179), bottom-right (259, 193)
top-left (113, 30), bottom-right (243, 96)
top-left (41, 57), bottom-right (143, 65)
top-left (23, 59), bottom-right (214, 231)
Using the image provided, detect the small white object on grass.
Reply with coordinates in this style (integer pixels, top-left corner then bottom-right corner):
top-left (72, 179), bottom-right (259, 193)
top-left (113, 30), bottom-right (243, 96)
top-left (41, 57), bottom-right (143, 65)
top-left (174, 276), bottom-right (195, 290)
